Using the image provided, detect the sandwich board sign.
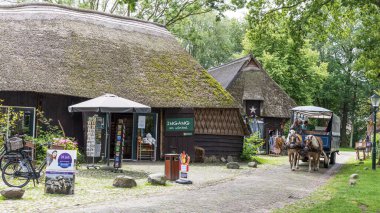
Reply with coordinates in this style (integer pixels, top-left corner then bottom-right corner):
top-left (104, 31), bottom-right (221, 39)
top-left (45, 150), bottom-right (77, 195)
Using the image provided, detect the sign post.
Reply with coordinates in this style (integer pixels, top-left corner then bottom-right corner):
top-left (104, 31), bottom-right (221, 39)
top-left (45, 150), bottom-right (77, 195)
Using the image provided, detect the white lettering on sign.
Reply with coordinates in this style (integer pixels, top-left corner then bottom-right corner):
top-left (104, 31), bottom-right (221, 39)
top-left (167, 121), bottom-right (190, 126)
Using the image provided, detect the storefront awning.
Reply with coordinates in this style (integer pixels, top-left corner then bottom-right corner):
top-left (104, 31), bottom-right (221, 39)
top-left (68, 94), bottom-right (151, 113)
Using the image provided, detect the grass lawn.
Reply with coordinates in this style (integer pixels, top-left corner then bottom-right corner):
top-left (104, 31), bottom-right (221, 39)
top-left (275, 159), bottom-right (380, 213)
top-left (339, 147), bottom-right (356, 152)
top-left (252, 155), bottom-right (288, 165)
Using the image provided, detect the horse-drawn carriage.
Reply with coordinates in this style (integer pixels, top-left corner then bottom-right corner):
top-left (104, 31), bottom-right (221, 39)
top-left (289, 106), bottom-right (340, 169)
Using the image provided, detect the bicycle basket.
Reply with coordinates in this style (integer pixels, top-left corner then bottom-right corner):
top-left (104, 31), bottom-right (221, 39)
top-left (6, 137), bottom-right (24, 151)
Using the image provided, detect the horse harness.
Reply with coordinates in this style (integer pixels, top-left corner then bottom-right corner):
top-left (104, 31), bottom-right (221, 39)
top-left (288, 135), bottom-right (301, 149)
top-left (305, 135), bottom-right (322, 153)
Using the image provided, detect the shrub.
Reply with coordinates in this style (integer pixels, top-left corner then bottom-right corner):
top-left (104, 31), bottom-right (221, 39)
top-left (241, 132), bottom-right (265, 161)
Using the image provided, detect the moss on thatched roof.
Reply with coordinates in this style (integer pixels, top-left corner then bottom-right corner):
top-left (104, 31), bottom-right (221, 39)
top-left (0, 3), bottom-right (236, 108)
top-left (209, 54), bottom-right (296, 118)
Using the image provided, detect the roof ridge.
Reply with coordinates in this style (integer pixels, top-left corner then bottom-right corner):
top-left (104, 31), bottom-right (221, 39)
top-left (0, 2), bottom-right (166, 29)
top-left (208, 54), bottom-right (251, 72)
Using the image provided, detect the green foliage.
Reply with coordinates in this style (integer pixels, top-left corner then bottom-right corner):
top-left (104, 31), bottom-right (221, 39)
top-left (170, 12), bottom-right (246, 68)
top-left (251, 156), bottom-right (288, 165)
top-left (35, 110), bottom-right (63, 142)
top-left (241, 133), bottom-right (264, 161)
top-left (244, 0), bottom-right (379, 146)
top-left (25, 110), bottom-right (83, 164)
top-left (23, 110), bottom-right (63, 163)
top-left (275, 159), bottom-right (380, 213)
top-left (243, 22), bottom-right (328, 105)
top-left (22, 0), bottom-right (237, 27)
top-left (0, 101), bottom-right (26, 147)
top-left (135, 0), bottom-right (235, 26)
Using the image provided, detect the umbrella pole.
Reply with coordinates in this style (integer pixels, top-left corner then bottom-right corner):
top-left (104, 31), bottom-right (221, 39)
top-left (107, 112), bottom-right (111, 166)
top-left (6, 107), bottom-right (10, 140)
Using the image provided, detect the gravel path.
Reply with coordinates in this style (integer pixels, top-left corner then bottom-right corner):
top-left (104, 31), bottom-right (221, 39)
top-left (62, 152), bottom-right (354, 213)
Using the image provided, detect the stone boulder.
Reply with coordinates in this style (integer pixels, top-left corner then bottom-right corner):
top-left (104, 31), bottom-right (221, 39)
top-left (220, 157), bottom-right (227, 163)
top-left (1, 187), bottom-right (25, 199)
top-left (113, 175), bottom-right (137, 188)
top-left (350, 174), bottom-right (359, 179)
top-left (226, 162), bottom-right (240, 169)
top-left (204, 155), bottom-right (219, 163)
top-left (148, 173), bottom-right (167, 186)
top-left (248, 161), bottom-right (258, 168)
top-left (349, 179), bottom-right (357, 186)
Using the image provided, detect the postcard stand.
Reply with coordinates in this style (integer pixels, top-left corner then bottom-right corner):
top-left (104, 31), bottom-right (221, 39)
top-left (86, 115), bottom-right (102, 169)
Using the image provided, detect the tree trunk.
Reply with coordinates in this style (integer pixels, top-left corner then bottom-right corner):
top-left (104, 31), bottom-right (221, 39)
top-left (350, 81), bottom-right (358, 148)
top-left (127, 4), bottom-right (131, 17)
top-left (340, 101), bottom-right (349, 147)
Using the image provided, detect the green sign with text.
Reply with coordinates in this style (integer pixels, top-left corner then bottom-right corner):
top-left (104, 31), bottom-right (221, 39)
top-left (166, 118), bottom-right (194, 132)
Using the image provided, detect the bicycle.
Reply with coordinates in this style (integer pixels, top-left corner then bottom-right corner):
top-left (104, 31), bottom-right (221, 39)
top-left (0, 137), bottom-right (25, 170)
top-left (1, 142), bottom-right (51, 188)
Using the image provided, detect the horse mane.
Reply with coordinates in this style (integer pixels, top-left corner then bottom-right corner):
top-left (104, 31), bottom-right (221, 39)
top-left (311, 136), bottom-right (319, 149)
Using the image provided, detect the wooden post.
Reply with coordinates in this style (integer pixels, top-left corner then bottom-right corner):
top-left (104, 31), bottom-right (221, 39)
top-left (160, 109), bottom-right (164, 159)
top-left (58, 120), bottom-right (66, 137)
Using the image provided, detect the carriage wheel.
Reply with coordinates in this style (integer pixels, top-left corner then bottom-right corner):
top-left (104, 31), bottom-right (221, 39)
top-left (330, 152), bottom-right (336, 165)
top-left (323, 153), bottom-right (330, 168)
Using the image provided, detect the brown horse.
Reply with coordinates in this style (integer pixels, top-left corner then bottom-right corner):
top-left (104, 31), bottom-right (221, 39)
top-left (304, 135), bottom-right (325, 172)
top-left (286, 130), bottom-right (303, 171)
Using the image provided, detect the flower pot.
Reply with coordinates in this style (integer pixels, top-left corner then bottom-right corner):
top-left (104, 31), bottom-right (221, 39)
top-left (51, 145), bottom-right (65, 150)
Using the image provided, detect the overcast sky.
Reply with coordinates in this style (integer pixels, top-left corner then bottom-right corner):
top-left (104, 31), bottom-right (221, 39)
top-left (224, 7), bottom-right (247, 20)
top-left (0, 0), bottom-right (248, 21)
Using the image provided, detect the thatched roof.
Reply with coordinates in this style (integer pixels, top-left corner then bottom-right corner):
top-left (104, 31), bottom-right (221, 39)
top-left (0, 3), bottom-right (236, 108)
top-left (209, 54), bottom-right (296, 118)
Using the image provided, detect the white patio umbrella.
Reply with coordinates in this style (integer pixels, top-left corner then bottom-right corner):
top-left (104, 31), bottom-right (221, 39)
top-left (68, 93), bottom-right (151, 113)
top-left (68, 94), bottom-right (151, 166)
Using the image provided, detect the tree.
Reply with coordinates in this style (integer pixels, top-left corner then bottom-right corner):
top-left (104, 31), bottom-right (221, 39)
top-left (25, 0), bottom-right (236, 27)
top-left (242, 15), bottom-right (328, 105)
top-left (244, 0), bottom-right (379, 146)
top-left (170, 13), bottom-right (246, 68)
top-left (135, 0), bottom-right (234, 26)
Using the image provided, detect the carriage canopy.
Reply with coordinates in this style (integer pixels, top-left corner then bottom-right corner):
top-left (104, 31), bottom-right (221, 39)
top-left (290, 106), bottom-right (340, 137)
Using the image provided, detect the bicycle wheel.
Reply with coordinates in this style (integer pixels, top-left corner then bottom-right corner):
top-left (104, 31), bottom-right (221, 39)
top-left (2, 161), bottom-right (31, 188)
top-left (0, 156), bottom-right (3, 170)
top-left (0, 152), bottom-right (21, 171)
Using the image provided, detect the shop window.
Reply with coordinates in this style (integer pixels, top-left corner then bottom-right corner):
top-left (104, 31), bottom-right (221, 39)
top-left (0, 106), bottom-right (36, 139)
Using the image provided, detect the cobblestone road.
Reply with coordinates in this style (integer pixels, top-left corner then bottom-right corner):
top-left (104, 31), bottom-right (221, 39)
top-left (62, 152), bottom-right (354, 213)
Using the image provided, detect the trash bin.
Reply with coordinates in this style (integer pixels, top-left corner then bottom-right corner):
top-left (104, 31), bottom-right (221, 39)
top-left (165, 154), bottom-right (179, 181)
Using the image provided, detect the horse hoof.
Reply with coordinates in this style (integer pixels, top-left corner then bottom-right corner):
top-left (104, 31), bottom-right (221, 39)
top-left (296, 167), bottom-right (299, 170)
top-left (292, 168), bottom-right (295, 171)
